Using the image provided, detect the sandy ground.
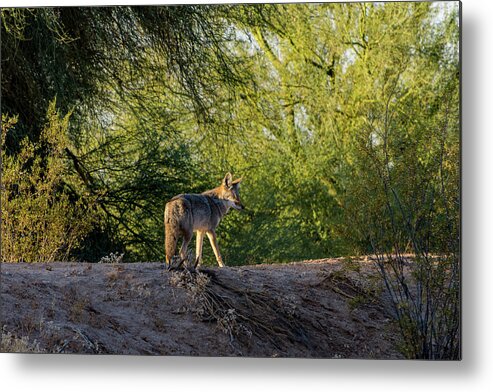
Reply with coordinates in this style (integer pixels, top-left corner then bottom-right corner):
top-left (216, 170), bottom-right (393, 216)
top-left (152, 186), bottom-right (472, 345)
top-left (1, 259), bottom-right (403, 358)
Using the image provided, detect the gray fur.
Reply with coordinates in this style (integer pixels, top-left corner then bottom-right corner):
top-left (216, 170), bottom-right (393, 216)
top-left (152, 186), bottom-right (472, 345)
top-left (164, 173), bottom-right (243, 269)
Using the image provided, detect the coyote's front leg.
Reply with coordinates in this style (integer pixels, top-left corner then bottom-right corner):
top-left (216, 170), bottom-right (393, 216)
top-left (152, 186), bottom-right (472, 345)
top-left (206, 230), bottom-right (224, 267)
top-left (194, 231), bottom-right (204, 269)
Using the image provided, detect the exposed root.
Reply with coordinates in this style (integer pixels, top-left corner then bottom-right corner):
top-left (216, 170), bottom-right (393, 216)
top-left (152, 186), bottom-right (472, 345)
top-left (169, 269), bottom-right (313, 354)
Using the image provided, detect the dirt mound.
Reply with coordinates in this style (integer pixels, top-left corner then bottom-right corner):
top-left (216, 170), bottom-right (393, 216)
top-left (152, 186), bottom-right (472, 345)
top-left (1, 259), bottom-right (402, 358)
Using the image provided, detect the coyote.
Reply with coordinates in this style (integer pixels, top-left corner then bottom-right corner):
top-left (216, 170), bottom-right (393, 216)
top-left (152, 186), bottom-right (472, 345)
top-left (164, 173), bottom-right (244, 269)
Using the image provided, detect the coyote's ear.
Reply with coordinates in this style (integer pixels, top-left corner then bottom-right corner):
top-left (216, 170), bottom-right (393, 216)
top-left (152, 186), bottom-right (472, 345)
top-left (232, 177), bottom-right (242, 186)
top-left (223, 172), bottom-right (233, 188)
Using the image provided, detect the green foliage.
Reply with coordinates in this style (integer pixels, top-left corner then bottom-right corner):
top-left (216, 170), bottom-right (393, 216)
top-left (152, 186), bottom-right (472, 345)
top-left (2, 3), bottom-right (459, 267)
top-left (183, 2), bottom-right (459, 268)
top-left (1, 5), bottom-right (246, 262)
top-left (1, 101), bottom-right (94, 262)
top-left (2, 4), bottom-right (460, 259)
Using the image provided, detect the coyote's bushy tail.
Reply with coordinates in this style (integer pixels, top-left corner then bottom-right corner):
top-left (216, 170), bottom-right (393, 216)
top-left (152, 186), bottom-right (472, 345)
top-left (165, 225), bottom-right (178, 266)
top-left (164, 205), bottom-right (178, 266)
top-left (164, 197), bottom-right (190, 266)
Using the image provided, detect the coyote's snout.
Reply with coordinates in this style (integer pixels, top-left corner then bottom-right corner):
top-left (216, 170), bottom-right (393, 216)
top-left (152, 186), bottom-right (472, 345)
top-left (164, 172), bottom-right (243, 269)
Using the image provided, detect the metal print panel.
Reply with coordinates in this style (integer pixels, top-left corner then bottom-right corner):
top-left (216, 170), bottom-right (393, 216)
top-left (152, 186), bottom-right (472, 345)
top-left (0, 1), bottom-right (461, 359)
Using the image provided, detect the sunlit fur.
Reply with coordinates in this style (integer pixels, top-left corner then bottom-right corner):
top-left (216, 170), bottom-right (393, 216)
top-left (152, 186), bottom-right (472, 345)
top-left (164, 173), bottom-right (243, 269)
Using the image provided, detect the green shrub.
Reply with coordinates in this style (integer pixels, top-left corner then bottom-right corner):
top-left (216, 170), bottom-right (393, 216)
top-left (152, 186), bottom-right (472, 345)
top-left (1, 101), bottom-right (94, 262)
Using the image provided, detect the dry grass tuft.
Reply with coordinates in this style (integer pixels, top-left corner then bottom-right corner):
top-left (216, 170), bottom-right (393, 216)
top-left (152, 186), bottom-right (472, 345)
top-left (1, 326), bottom-right (43, 353)
top-left (99, 252), bottom-right (124, 263)
top-left (169, 269), bottom-right (210, 291)
top-left (106, 269), bottom-right (120, 282)
top-left (314, 269), bottom-right (381, 309)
